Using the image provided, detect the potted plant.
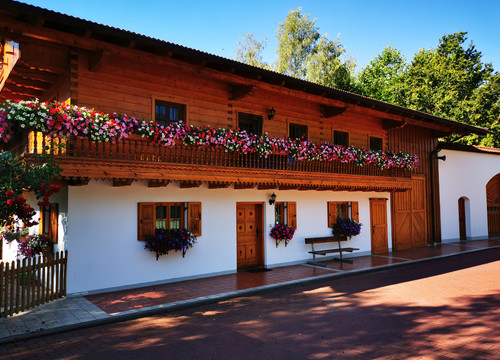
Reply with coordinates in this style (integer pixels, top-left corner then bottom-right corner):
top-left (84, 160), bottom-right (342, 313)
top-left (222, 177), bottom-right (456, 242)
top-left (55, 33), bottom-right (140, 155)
top-left (269, 223), bottom-right (296, 247)
top-left (331, 217), bottom-right (362, 239)
top-left (17, 233), bottom-right (52, 258)
top-left (145, 228), bottom-right (197, 260)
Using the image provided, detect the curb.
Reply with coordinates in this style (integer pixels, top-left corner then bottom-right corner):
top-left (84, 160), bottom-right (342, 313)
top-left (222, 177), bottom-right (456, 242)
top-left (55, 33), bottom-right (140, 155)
top-left (2, 245), bottom-right (499, 345)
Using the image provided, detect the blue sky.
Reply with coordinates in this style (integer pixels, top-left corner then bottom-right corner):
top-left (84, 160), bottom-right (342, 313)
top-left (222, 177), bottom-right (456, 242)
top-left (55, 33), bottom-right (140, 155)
top-left (20, 0), bottom-right (500, 73)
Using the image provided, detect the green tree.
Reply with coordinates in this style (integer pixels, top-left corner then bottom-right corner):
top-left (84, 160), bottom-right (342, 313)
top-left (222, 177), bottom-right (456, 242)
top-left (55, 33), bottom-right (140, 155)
top-left (235, 33), bottom-right (269, 69)
top-left (401, 32), bottom-right (499, 146)
top-left (236, 7), bottom-right (354, 90)
top-left (356, 46), bottom-right (407, 104)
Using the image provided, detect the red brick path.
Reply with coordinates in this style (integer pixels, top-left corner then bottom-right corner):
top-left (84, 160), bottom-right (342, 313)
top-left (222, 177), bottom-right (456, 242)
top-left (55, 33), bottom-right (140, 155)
top-left (2, 248), bottom-right (499, 360)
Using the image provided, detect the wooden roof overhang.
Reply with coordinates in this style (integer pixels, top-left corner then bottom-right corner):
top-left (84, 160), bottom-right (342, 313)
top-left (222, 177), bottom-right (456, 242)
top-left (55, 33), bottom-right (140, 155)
top-left (53, 156), bottom-right (412, 192)
top-left (0, 0), bottom-right (489, 137)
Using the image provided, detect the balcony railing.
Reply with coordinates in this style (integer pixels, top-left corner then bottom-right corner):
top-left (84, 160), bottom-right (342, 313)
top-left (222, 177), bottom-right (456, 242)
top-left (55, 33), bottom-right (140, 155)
top-left (16, 132), bottom-right (411, 179)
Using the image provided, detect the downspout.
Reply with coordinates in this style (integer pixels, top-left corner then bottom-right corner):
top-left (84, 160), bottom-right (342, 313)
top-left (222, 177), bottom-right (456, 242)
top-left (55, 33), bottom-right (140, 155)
top-left (429, 135), bottom-right (467, 244)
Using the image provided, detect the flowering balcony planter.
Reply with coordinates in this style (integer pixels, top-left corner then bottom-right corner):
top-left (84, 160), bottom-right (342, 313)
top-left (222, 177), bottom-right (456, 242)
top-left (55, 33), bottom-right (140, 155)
top-left (5, 130), bottom-right (415, 191)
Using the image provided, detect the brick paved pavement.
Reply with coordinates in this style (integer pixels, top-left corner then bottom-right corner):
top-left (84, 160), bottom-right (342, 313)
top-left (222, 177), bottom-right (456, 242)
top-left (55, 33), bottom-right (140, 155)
top-left (1, 248), bottom-right (499, 360)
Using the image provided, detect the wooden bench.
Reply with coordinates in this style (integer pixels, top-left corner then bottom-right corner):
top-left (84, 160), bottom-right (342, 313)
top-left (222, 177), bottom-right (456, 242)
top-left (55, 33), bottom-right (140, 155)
top-left (305, 236), bottom-right (359, 266)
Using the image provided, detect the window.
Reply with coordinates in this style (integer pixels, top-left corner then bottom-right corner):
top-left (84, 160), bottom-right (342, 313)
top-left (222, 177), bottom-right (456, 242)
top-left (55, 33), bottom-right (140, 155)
top-left (333, 130), bottom-right (349, 146)
top-left (289, 123), bottom-right (308, 140)
top-left (155, 100), bottom-right (186, 126)
top-left (370, 136), bottom-right (383, 151)
top-left (327, 201), bottom-right (359, 228)
top-left (238, 112), bottom-right (263, 135)
top-left (274, 201), bottom-right (297, 229)
top-left (138, 202), bottom-right (202, 240)
top-left (39, 203), bottom-right (58, 243)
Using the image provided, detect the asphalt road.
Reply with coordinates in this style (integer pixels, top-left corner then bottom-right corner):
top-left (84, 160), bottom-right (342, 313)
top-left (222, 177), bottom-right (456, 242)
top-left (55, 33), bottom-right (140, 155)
top-left (1, 248), bottom-right (499, 360)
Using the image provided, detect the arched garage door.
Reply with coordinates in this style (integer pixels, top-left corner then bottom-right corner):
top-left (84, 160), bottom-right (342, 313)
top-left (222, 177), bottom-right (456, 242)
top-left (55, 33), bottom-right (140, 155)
top-left (486, 174), bottom-right (500, 237)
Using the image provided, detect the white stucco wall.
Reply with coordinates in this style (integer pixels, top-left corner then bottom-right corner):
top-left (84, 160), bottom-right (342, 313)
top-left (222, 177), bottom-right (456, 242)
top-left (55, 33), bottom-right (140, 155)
top-left (439, 149), bottom-right (500, 242)
top-left (65, 180), bottom-right (391, 295)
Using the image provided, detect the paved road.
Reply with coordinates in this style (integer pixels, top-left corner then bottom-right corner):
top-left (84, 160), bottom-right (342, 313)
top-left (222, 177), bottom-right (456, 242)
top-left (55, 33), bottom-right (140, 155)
top-left (2, 249), bottom-right (499, 360)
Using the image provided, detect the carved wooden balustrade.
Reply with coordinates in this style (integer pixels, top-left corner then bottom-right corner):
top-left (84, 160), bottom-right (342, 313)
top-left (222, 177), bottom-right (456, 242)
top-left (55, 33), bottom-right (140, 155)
top-left (9, 131), bottom-right (413, 191)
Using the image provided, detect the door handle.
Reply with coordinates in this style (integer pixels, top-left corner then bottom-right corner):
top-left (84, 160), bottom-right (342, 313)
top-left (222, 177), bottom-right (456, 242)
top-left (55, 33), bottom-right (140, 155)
top-left (256, 228), bottom-right (260, 237)
top-left (372, 225), bottom-right (375, 233)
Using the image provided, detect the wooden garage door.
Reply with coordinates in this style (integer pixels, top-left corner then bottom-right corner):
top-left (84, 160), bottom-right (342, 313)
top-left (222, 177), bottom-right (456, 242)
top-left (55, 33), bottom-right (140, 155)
top-left (487, 174), bottom-right (500, 237)
top-left (392, 175), bottom-right (428, 250)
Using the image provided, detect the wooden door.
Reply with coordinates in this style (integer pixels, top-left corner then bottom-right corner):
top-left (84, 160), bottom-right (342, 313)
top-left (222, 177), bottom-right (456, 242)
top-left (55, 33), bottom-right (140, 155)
top-left (458, 197), bottom-right (466, 240)
top-left (237, 203), bottom-right (263, 268)
top-left (486, 174), bottom-right (500, 237)
top-left (411, 176), bottom-right (427, 248)
top-left (392, 175), bottom-right (428, 250)
top-left (370, 198), bottom-right (388, 254)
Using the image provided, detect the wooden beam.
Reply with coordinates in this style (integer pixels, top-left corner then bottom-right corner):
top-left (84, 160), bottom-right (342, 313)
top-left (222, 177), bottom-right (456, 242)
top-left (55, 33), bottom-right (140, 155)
top-left (229, 84), bottom-right (254, 101)
top-left (278, 185), bottom-right (299, 190)
top-left (112, 178), bottom-right (133, 187)
top-left (257, 184), bottom-right (278, 190)
top-left (179, 180), bottom-right (202, 188)
top-left (323, 105), bottom-right (347, 118)
top-left (208, 182), bottom-right (231, 189)
top-left (147, 180), bottom-right (170, 188)
top-left (383, 118), bottom-right (407, 130)
top-left (234, 183), bottom-right (255, 189)
top-left (6, 75), bottom-right (51, 91)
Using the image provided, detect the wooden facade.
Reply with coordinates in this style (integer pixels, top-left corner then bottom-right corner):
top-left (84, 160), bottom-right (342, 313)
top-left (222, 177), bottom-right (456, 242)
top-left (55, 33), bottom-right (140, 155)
top-left (0, 0), bottom-right (488, 247)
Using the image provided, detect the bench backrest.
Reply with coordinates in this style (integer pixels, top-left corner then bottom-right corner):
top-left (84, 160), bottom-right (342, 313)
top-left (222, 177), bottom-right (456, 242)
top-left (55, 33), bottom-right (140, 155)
top-left (304, 236), bottom-right (347, 244)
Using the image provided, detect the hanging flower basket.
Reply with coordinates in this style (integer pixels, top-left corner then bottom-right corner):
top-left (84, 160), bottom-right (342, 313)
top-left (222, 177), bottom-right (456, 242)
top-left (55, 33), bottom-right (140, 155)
top-left (145, 228), bottom-right (197, 260)
top-left (331, 218), bottom-right (362, 238)
top-left (269, 224), bottom-right (296, 247)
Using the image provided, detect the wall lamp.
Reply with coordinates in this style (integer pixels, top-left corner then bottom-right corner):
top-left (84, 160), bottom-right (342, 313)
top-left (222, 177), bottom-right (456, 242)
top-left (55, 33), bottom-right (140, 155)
top-left (268, 108), bottom-right (276, 120)
top-left (269, 192), bottom-right (277, 205)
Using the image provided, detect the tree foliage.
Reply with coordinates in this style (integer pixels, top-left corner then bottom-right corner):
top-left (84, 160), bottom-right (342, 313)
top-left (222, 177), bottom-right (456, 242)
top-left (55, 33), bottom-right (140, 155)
top-left (356, 46), bottom-right (407, 104)
top-left (235, 33), bottom-right (269, 69)
top-left (357, 32), bottom-right (499, 146)
top-left (0, 151), bottom-right (61, 232)
top-left (236, 7), bottom-right (354, 90)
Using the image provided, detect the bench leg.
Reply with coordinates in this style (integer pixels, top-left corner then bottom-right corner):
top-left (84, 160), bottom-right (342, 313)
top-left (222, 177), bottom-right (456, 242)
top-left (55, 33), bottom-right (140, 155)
top-left (333, 248), bottom-right (353, 263)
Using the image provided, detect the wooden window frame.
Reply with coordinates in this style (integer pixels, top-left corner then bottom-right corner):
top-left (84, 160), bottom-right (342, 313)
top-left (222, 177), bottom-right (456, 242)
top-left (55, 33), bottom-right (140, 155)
top-left (237, 112), bottom-right (263, 136)
top-left (138, 202), bottom-right (202, 240)
top-left (274, 201), bottom-right (297, 229)
top-left (39, 203), bottom-right (58, 244)
top-left (333, 130), bottom-right (349, 146)
top-left (369, 136), bottom-right (384, 151)
top-left (289, 123), bottom-right (308, 140)
top-left (328, 201), bottom-right (359, 228)
top-left (153, 98), bottom-right (187, 126)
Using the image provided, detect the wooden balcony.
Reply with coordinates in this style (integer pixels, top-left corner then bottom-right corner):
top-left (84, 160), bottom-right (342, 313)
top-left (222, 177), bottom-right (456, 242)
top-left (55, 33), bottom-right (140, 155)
top-left (13, 132), bottom-right (413, 191)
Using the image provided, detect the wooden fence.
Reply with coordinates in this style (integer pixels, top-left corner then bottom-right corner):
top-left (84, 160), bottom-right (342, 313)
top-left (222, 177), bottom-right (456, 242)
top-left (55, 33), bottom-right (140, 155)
top-left (0, 251), bottom-right (67, 318)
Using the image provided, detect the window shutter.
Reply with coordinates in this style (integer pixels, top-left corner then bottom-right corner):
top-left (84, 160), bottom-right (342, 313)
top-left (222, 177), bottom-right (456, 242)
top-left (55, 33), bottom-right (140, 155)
top-left (49, 203), bottom-right (58, 243)
top-left (187, 202), bottom-right (202, 237)
top-left (351, 201), bottom-right (359, 222)
top-left (287, 202), bottom-right (297, 229)
top-left (138, 203), bottom-right (155, 241)
top-left (39, 206), bottom-right (45, 234)
top-left (327, 202), bottom-right (337, 228)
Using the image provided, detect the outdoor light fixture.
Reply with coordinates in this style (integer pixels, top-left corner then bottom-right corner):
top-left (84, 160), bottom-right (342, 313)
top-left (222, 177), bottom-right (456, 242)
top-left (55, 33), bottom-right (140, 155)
top-left (268, 108), bottom-right (276, 120)
top-left (437, 155), bottom-right (446, 161)
top-left (269, 192), bottom-right (277, 205)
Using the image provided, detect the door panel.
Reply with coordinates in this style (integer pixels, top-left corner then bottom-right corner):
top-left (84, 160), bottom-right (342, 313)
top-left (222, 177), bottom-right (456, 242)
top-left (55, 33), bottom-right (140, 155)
top-left (392, 175), bottom-right (428, 250)
top-left (237, 203), bottom-right (263, 268)
top-left (458, 198), bottom-right (466, 240)
top-left (370, 198), bottom-right (388, 254)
